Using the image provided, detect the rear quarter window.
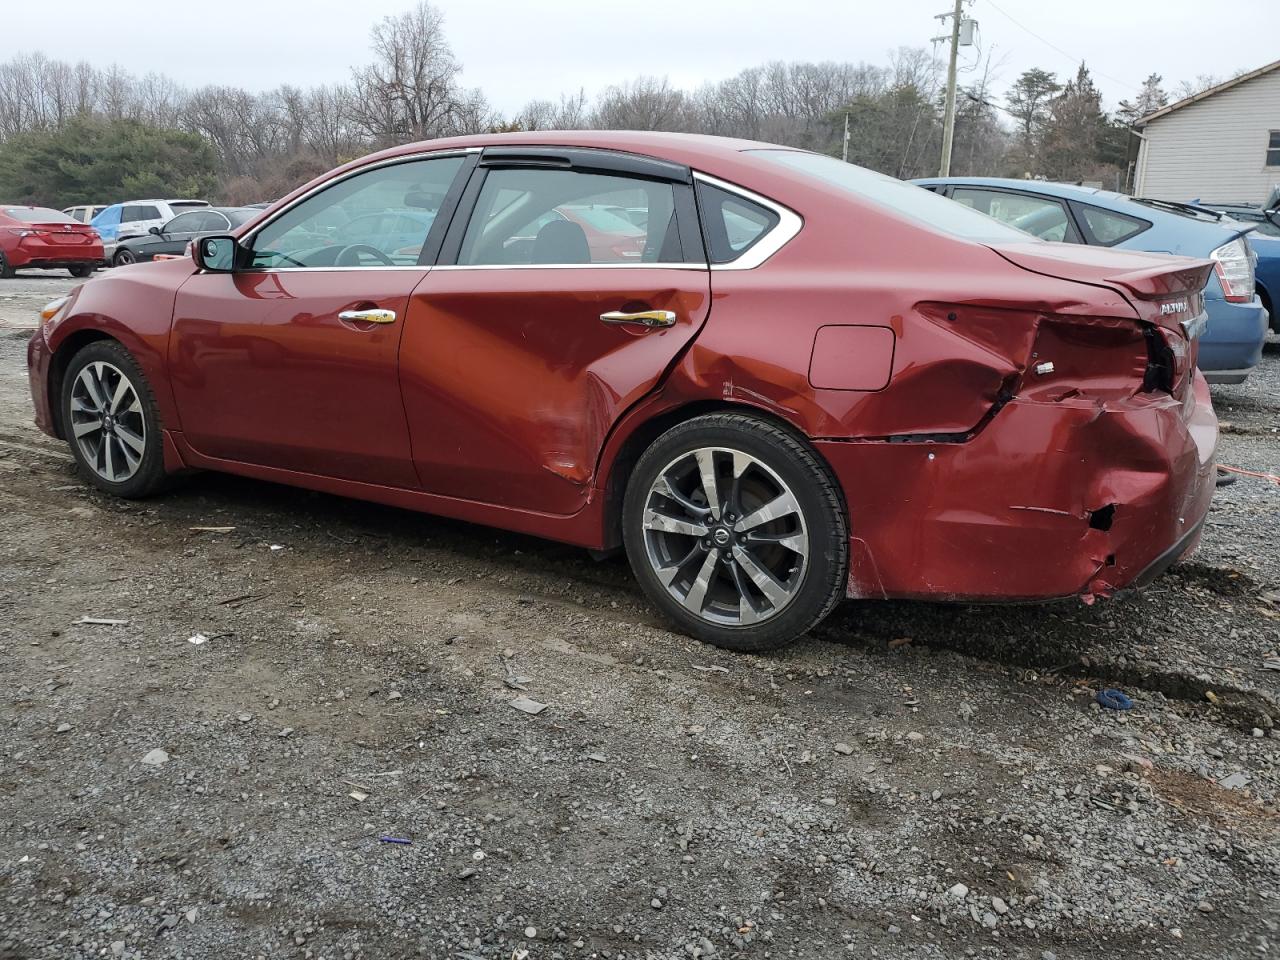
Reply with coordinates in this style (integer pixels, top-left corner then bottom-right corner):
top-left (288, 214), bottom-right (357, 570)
top-left (1077, 204), bottom-right (1150, 245)
top-left (696, 183), bottom-right (780, 264)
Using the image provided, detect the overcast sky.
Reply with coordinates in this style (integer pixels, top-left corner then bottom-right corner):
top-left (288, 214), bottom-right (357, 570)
top-left (7, 0), bottom-right (1278, 113)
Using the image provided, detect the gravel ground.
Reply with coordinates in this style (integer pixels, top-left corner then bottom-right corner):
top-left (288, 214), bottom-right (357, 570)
top-left (1, 273), bottom-right (1278, 960)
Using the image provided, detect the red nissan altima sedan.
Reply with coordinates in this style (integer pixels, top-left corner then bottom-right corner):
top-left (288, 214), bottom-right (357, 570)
top-left (27, 132), bottom-right (1218, 651)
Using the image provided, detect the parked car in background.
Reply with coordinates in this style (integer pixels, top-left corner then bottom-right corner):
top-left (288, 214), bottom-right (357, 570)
top-left (1190, 197), bottom-right (1280, 333)
top-left (91, 199), bottom-right (210, 264)
top-left (0, 206), bottom-right (103, 278)
top-left (62, 204), bottom-right (109, 225)
top-left (112, 207), bottom-right (260, 265)
top-left (914, 177), bottom-right (1268, 383)
top-left (29, 133), bottom-right (1219, 651)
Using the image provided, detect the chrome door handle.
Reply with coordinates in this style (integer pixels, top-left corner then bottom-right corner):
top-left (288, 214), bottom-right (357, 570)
top-left (599, 309), bottom-right (677, 328)
top-left (338, 308), bottom-right (397, 324)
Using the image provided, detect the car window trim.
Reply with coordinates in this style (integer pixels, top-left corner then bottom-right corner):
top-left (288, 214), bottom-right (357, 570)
top-left (234, 148), bottom-right (481, 273)
top-left (435, 159), bottom-right (708, 270)
top-left (692, 173), bottom-right (802, 271)
top-left (949, 185), bottom-right (1084, 244)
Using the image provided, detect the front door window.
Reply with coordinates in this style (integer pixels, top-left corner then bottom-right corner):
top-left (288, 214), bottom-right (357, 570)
top-left (249, 156), bottom-right (465, 268)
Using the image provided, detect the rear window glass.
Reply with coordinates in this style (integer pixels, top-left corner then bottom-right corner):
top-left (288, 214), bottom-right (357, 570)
top-left (226, 209), bottom-right (257, 227)
top-left (169, 201), bottom-right (210, 210)
top-left (5, 207), bottom-right (75, 223)
top-left (750, 150), bottom-right (1033, 243)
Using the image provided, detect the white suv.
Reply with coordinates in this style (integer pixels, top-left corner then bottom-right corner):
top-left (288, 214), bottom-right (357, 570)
top-left (92, 199), bottom-right (211, 265)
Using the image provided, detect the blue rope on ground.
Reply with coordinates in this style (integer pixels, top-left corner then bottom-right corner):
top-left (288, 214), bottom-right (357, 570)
top-left (1096, 688), bottom-right (1134, 711)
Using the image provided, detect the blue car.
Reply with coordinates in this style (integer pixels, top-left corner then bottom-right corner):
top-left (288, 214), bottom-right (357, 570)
top-left (1189, 194), bottom-right (1280, 334)
top-left (913, 177), bottom-right (1269, 383)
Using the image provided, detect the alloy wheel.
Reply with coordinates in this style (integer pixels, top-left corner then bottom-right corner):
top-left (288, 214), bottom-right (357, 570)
top-left (68, 361), bottom-right (147, 482)
top-left (640, 446), bottom-right (809, 626)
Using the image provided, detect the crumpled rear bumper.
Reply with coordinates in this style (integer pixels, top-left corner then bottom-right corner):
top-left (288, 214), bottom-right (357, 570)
top-left (816, 374), bottom-right (1217, 602)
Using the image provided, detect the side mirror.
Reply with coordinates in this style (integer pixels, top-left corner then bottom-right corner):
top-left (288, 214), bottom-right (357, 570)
top-left (149, 225), bottom-right (164, 236)
top-left (192, 235), bottom-right (240, 272)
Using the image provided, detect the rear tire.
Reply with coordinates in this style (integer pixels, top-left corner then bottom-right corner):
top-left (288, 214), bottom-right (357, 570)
top-left (112, 248), bottom-right (136, 267)
top-left (623, 413), bottom-right (849, 652)
top-left (69, 264), bottom-right (95, 278)
top-left (60, 340), bottom-right (170, 499)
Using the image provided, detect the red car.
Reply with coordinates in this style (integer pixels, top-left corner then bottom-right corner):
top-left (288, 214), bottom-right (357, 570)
top-left (26, 133), bottom-right (1218, 651)
top-left (1, 206), bottom-right (103, 277)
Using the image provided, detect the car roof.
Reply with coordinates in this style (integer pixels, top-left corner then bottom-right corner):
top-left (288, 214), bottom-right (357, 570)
top-left (913, 176), bottom-right (1128, 203)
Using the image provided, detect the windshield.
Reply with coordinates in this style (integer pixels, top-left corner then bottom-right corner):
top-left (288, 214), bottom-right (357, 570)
top-left (226, 209), bottom-right (258, 227)
top-left (748, 150), bottom-right (1034, 243)
top-left (5, 207), bottom-right (76, 224)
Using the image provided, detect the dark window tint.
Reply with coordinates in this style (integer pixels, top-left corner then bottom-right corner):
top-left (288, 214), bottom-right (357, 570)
top-left (165, 211), bottom-right (211, 233)
top-left (1267, 131), bottom-right (1280, 167)
top-left (457, 168), bottom-right (678, 266)
top-left (951, 188), bottom-right (1077, 243)
top-left (169, 201), bottom-right (209, 210)
top-left (121, 205), bottom-right (162, 222)
top-left (696, 183), bottom-right (779, 264)
top-left (1077, 204), bottom-right (1149, 245)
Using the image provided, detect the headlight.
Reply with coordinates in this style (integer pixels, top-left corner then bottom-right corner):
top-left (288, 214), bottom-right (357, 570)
top-left (40, 297), bottom-right (69, 324)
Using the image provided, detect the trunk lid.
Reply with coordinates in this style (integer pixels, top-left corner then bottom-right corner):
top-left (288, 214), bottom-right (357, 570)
top-left (988, 241), bottom-right (1211, 330)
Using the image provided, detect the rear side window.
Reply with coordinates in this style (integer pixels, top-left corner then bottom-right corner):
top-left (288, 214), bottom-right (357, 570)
top-left (1077, 204), bottom-right (1149, 245)
top-left (696, 183), bottom-right (780, 264)
top-left (951, 188), bottom-right (1078, 243)
top-left (457, 168), bottom-right (678, 266)
top-left (121, 205), bottom-right (162, 222)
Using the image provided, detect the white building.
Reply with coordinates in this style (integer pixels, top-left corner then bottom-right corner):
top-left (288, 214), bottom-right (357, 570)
top-left (1133, 60), bottom-right (1280, 205)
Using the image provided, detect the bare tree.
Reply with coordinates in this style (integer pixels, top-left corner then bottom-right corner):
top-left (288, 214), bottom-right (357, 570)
top-left (349, 1), bottom-right (463, 145)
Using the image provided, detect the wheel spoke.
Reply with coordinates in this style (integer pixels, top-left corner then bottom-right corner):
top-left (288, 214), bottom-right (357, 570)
top-left (643, 509), bottom-right (708, 538)
top-left (746, 530), bottom-right (808, 557)
top-left (103, 433), bottom-right (117, 480)
top-left (733, 491), bottom-right (801, 533)
top-left (77, 368), bottom-right (106, 412)
top-left (654, 473), bottom-right (711, 518)
top-left (694, 449), bottom-right (721, 521)
top-left (109, 378), bottom-right (133, 414)
top-left (681, 549), bottom-right (720, 614)
top-left (115, 423), bottom-right (145, 456)
top-left (731, 544), bottom-right (792, 608)
top-left (72, 419), bottom-right (102, 439)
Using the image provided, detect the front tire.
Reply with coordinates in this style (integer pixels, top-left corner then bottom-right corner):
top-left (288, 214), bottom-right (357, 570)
top-left (623, 413), bottom-right (849, 652)
top-left (61, 340), bottom-right (169, 498)
top-left (113, 248), bottom-right (136, 267)
top-left (0, 251), bottom-right (13, 279)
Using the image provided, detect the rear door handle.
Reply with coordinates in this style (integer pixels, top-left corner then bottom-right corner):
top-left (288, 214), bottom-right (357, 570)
top-left (599, 309), bottom-right (677, 328)
top-left (338, 308), bottom-right (397, 324)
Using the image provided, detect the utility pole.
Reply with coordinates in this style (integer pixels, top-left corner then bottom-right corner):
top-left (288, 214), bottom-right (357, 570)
top-left (841, 112), bottom-right (850, 163)
top-left (937, 0), bottom-right (964, 176)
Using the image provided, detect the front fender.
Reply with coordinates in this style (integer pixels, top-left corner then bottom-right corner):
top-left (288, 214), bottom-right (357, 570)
top-left (43, 259), bottom-right (195, 433)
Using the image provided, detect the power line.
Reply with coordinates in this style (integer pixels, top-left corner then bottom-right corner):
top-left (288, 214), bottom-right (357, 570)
top-left (983, 0), bottom-right (1142, 94)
